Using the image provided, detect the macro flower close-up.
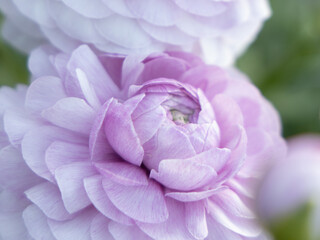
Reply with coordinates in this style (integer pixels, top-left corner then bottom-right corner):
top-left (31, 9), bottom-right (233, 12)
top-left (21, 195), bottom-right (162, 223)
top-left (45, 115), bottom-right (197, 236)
top-left (0, 0), bottom-right (271, 65)
top-left (0, 45), bottom-right (285, 239)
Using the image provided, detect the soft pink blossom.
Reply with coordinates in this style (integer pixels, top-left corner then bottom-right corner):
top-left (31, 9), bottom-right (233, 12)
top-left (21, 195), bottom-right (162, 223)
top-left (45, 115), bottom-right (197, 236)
top-left (0, 45), bottom-right (285, 240)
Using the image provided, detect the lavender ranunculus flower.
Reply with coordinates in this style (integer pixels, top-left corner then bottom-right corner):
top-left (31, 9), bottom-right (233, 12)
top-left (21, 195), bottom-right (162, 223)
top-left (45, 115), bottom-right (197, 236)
top-left (0, 45), bottom-right (285, 240)
top-left (0, 0), bottom-right (271, 66)
top-left (258, 135), bottom-right (320, 239)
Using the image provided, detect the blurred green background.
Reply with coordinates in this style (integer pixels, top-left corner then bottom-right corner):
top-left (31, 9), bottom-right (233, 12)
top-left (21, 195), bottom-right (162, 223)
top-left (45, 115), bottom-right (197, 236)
top-left (0, 0), bottom-right (319, 137)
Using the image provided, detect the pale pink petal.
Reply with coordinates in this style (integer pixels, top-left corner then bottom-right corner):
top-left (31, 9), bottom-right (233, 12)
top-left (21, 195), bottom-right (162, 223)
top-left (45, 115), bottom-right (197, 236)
top-left (94, 15), bottom-right (152, 48)
top-left (104, 97), bottom-right (144, 166)
top-left (138, 198), bottom-right (194, 240)
top-left (89, 99), bottom-right (119, 162)
top-left (102, 177), bottom-right (168, 223)
top-left (84, 175), bottom-right (134, 225)
top-left (48, 208), bottom-right (97, 240)
top-left (207, 200), bottom-right (261, 237)
top-left (109, 221), bottom-right (152, 240)
top-left (4, 110), bottom-right (40, 146)
top-left (0, 146), bottom-right (40, 192)
top-left (25, 182), bottom-right (72, 221)
top-left (150, 158), bottom-right (216, 191)
top-left (66, 45), bottom-right (120, 103)
top-left (55, 162), bottom-right (97, 214)
top-left (41, 97), bottom-right (96, 135)
top-left (25, 76), bottom-right (67, 113)
top-left (46, 141), bottom-right (89, 174)
top-left (126, 0), bottom-right (178, 26)
top-left (166, 187), bottom-right (226, 202)
top-left (22, 125), bottom-right (86, 181)
top-left (22, 205), bottom-right (56, 240)
top-left (95, 162), bottom-right (149, 186)
top-left (61, 0), bottom-right (112, 18)
top-left (143, 125), bottom-right (196, 170)
top-left (90, 213), bottom-right (114, 240)
top-left (185, 201), bottom-right (208, 239)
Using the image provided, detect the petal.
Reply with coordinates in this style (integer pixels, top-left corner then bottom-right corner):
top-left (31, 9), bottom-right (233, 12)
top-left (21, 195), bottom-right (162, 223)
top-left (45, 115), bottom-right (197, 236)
top-left (102, 177), bottom-right (168, 223)
top-left (46, 141), bottom-right (89, 174)
top-left (66, 45), bottom-right (120, 103)
top-left (218, 126), bottom-right (247, 182)
top-left (109, 221), bottom-right (152, 240)
top-left (212, 188), bottom-right (255, 219)
top-left (207, 200), bottom-right (261, 237)
top-left (166, 187), bottom-right (226, 202)
top-left (185, 201), bottom-right (208, 239)
top-left (61, 0), bottom-right (112, 18)
top-left (90, 213), bottom-right (114, 240)
top-left (28, 45), bottom-right (58, 79)
top-left (132, 105), bottom-right (166, 144)
top-left (143, 125), bottom-right (196, 170)
top-left (138, 198), bottom-right (194, 240)
top-left (41, 97), bottom-right (96, 135)
top-left (0, 146), bottom-right (40, 191)
top-left (4, 110), bottom-right (39, 146)
top-left (48, 208), bottom-right (97, 240)
top-left (25, 182), bottom-right (72, 221)
top-left (95, 15), bottom-right (152, 48)
top-left (206, 216), bottom-right (243, 240)
top-left (84, 175), bottom-right (134, 225)
top-left (95, 162), bottom-right (148, 186)
top-left (55, 162), bottom-right (97, 214)
top-left (139, 56), bottom-right (189, 82)
top-left (125, 0), bottom-right (177, 26)
top-left (22, 125), bottom-right (86, 181)
top-left (22, 205), bottom-right (56, 240)
top-left (89, 99), bottom-right (118, 162)
top-left (150, 158), bottom-right (216, 191)
top-left (212, 94), bottom-right (244, 148)
top-left (104, 97), bottom-right (144, 166)
top-left (25, 76), bottom-right (67, 113)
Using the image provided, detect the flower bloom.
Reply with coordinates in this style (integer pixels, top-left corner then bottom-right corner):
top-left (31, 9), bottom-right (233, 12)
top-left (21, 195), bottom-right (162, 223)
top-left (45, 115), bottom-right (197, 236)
top-left (257, 135), bottom-right (320, 239)
top-left (0, 0), bottom-right (270, 66)
top-left (0, 45), bottom-right (284, 240)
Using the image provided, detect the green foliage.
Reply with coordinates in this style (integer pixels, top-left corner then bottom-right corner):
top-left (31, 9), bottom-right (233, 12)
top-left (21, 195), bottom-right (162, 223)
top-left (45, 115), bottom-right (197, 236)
top-left (237, 0), bottom-right (320, 137)
top-left (0, 15), bottom-right (29, 87)
top-left (266, 203), bottom-right (316, 240)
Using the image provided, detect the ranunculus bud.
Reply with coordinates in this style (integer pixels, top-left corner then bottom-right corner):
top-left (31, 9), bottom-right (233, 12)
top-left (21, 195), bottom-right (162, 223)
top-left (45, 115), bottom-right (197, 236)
top-left (0, 45), bottom-right (285, 240)
top-left (0, 0), bottom-right (271, 66)
top-left (257, 135), bottom-right (320, 240)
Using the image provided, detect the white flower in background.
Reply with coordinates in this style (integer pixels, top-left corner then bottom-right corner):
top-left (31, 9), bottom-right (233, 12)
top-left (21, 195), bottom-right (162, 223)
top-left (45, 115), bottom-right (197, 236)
top-left (0, 0), bottom-right (271, 66)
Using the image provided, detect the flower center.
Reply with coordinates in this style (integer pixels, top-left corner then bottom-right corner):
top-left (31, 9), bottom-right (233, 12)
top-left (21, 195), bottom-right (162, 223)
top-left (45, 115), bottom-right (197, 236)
top-left (170, 109), bottom-right (190, 124)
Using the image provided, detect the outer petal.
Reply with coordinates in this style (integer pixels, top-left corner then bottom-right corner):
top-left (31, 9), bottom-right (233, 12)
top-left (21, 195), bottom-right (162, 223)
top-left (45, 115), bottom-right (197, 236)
top-left (25, 76), bottom-right (67, 113)
top-left (185, 201), bottom-right (208, 240)
top-left (41, 97), bottom-right (96, 135)
top-left (55, 162), bottom-right (97, 214)
top-left (0, 146), bottom-right (40, 192)
top-left (45, 141), bottom-right (89, 174)
top-left (22, 125), bottom-right (86, 181)
top-left (109, 221), bottom-right (152, 240)
top-left (22, 205), bottom-right (56, 240)
top-left (84, 175), bottom-right (134, 225)
top-left (138, 198), bottom-right (194, 240)
top-left (48, 208), bottom-right (97, 240)
top-left (102, 177), bottom-right (168, 223)
top-left (25, 182), bottom-right (72, 221)
top-left (90, 213), bottom-right (114, 240)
